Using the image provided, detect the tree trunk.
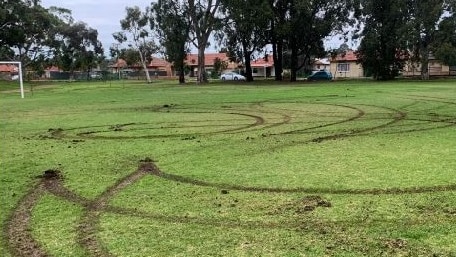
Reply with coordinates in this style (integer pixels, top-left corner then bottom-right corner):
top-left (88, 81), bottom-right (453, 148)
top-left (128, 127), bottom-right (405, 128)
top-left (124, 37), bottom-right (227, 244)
top-left (197, 45), bottom-right (208, 84)
top-left (272, 40), bottom-right (283, 81)
top-left (290, 39), bottom-right (298, 82)
top-left (138, 50), bottom-right (151, 83)
top-left (244, 57), bottom-right (253, 82)
top-left (242, 43), bottom-right (253, 82)
top-left (420, 45), bottom-right (430, 80)
top-left (178, 60), bottom-right (186, 84)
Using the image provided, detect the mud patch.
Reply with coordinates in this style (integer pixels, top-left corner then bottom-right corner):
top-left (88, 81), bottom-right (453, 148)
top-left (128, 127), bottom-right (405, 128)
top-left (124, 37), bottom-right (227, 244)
top-left (37, 169), bottom-right (62, 180)
top-left (271, 195), bottom-right (332, 214)
top-left (384, 238), bottom-right (407, 249)
top-left (39, 128), bottom-right (64, 139)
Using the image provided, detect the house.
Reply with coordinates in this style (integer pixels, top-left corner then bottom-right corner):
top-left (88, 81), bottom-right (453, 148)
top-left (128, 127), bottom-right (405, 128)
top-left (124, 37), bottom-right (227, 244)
top-left (108, 57), bottom-right (173, 77)
top-left (312, 59), bottom-right (330, 71)
top-left (329, 50), bottom-right (364, 78)
top-left (109, 59), bottom-right (128, 74)
top-left (185, 53), bottom-right (238, 77)
top-left (0, 64), bottom-right (18, 80)
top-left (44, 66), bottom-right (66, 79)
top-left (148, 57), bottom-right (173, 77)
top-left (402, 54), bottom-right (452, 77)
top-left (251, 55), bottom-right (275, 78)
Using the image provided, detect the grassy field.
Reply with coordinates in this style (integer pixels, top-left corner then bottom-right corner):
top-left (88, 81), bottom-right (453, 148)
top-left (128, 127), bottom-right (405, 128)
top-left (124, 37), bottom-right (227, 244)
top-left (1, 79), bottom-right (455, 257)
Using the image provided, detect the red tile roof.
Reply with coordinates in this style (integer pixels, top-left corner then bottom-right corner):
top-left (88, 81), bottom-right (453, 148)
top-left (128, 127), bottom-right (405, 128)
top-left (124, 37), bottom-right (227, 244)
top-left (251, 55), bottom-right (274, 68)
top-left (149, 57), bottom-right (171, 67)
top-left (0, 64), bottom-right (18, 72)
top-left (110, 59), bottom-right (128, 68)
top-left (186, 53), bottom-right (231, 66)
top-left (45, 66), bottom-right (60, 72)
top-left (332, 50), bottom-right (358, 62)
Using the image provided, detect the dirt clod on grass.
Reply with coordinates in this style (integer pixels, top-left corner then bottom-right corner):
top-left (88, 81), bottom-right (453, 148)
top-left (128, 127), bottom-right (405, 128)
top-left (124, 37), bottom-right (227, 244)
top-left (139, 158), bottom-right (160, 175)
top-left (37, 169), bottom-right (62, 180)
top-left (385, 238), bottom-right (407, 249)
top-left (295, 195), bottom-right (332, 213)
top-left (269, 195), bottom-right (332, 215)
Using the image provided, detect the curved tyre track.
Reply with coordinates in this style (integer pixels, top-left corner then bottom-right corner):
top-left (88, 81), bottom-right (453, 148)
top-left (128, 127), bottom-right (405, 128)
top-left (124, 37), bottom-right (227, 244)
top-left (14, 97), bottom-right (456, 256)
top-left (6, 159), bottom-right (456, 257)
top-left (6, 162), bottom-right (158, 257)
top-left (6, 183), bottom-right (49, 257)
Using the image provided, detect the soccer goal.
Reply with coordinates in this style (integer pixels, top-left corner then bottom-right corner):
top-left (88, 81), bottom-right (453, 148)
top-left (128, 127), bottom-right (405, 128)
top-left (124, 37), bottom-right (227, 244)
top-left (0, 61), bottom-right (24, 98)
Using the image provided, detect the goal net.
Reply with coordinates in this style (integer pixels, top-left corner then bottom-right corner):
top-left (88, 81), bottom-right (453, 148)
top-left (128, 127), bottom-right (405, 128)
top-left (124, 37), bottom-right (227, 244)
top-left (0, 61), bottom-right (24, 98)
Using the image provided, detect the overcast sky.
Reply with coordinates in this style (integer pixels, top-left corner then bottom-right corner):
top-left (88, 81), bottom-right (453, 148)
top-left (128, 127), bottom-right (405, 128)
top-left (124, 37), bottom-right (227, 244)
top-left (40, 0), bottom-right (347, 56)
top-left (41, 0), bottom-right (152, 55)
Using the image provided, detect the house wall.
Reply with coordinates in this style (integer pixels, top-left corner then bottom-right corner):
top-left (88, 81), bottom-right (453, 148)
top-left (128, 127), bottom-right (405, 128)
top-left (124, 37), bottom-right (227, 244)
top-left (251, 67), bottom-right (275, 77)
top-left (312, 64), bottom-right (329, 71)
top-left (330, 61), bottom-right (364, 79)
top-left (402, 60), bottom-right (451, 77)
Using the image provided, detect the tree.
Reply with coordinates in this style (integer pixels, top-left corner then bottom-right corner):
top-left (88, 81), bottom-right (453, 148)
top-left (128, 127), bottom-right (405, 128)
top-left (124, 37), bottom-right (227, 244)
top-left (0, 0), bottom-right (62, 70)
top-left (267, 0), bottom-right (358, 82)
top-left (54, 21), bottom-right (103, 79)
top-left (407, 0), bottom-right (451, 80)
top-left (220, 0), bottom-right (272, 82)
top-left (212, 57), bottom-right (228, 78)
top-left (114, 6), bottom-right (157, 83)
top-left (187, 0), bottom-right (222, 84)
top-left (433, 14), bottom-right (456, 66)
top-left (152, 0), bottom-right (191, 84)
top-left (287, 0), bottom-right (357, 82)
top-left (357, 0), bottom-right (410, 80)
top-left (268, 0), bottom-right (288, 81)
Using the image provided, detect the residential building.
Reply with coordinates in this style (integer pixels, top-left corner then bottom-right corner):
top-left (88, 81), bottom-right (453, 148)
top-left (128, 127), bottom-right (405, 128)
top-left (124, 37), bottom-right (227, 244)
top-left (402, 54), bottom-right (453, 77)
top-left (108, 57), bottom-right (173, 77)
top-left (312, 59), bottom-right (330, 71)
top-left (330, 50), bottom-right (364, 79)
top-left (0, 64), bottom-right (18, 80)
top-left (185, 53), bottom-right (238, 77)
top-left (149, 57), bottom-right (173, 77)
top-left (251, 55), bottom-right (275, 78)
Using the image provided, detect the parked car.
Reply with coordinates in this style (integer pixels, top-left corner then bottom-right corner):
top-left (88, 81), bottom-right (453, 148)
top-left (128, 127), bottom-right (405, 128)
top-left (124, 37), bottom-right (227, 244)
top-left (307, 70), bottom-right (333, 81)
top-left (220, 72), bottom-right (246, 81)
top-left (90, 73), bottom-right (102, 79)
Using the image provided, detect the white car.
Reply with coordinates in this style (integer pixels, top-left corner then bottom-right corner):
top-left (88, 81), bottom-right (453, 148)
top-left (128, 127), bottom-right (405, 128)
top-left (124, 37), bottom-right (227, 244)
top-left (220, 72), bottom-right (246, 81)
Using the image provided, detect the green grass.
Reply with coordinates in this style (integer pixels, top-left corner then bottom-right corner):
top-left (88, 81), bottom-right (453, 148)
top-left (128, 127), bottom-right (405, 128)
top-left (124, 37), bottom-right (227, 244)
top-left (1, 79), bottom-right (456, 256)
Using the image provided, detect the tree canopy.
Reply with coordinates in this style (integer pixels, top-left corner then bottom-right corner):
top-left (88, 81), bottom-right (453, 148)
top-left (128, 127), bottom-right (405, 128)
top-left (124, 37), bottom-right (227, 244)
top-left (356, 0), bottom-right (410, 80)
top-left (1, 0), bottom-right (454, 82)
top-left (152, 0), bottom-right (191, 84)
top-left (113, 6), bottom-right (158, 83)
top-left (0, 0), bottom-right (103, 78)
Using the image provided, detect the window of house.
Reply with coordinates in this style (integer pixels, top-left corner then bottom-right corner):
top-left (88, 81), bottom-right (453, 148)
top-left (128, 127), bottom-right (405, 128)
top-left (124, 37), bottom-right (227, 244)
top-left (253, 68), bottom-right (258, 73)
top-left (337, 63), bottom-right (350, 72)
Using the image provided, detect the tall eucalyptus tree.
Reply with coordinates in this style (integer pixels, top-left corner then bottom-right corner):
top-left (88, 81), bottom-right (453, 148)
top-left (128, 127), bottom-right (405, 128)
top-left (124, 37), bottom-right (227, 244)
top-left (152, 0), bottom-right (191, 84)
top-left (186, 0), bottom-right (222, 83)
top-left (220, 0), bottom-right (272, 82)
top-left (114, 6), bottom-right (157, 83)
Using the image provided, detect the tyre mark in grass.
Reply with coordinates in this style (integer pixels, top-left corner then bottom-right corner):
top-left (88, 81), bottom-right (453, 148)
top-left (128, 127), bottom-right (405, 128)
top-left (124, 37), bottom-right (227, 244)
top-left (76, 159), bottom-right (157, 257)
top-left (310, 105), bottom-right (406, 143)
top-left (275, 104), bottom-right (366, 136)
top-left (155, 170), bottom-right (456, 195)
top-left (5, 171), bottom-right (63, 257)
top-left (7, 160), bottom-right (456, 257)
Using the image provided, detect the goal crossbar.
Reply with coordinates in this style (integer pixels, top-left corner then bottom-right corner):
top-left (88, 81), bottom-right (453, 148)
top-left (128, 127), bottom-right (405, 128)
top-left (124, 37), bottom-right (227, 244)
top-left (0, 61), bottom-right (24, 98)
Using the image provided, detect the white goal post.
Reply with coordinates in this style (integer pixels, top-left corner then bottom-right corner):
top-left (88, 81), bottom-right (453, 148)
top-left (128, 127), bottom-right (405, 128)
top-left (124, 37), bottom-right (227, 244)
top-left (0, 61), bottom-right (24, 98)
